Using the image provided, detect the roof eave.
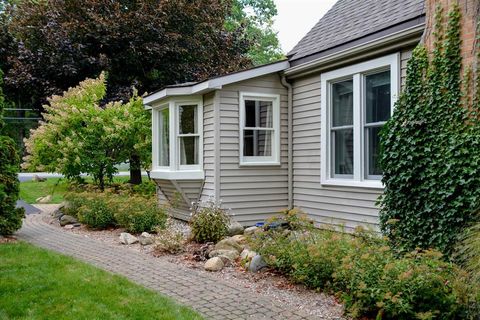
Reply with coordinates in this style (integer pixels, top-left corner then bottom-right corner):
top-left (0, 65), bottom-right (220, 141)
top-left (143, 60), bottom-right (290, 107)
top-left (285, 22), bottom-right (425, 79)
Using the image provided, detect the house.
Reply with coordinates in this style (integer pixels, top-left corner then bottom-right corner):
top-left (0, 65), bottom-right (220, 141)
top-left (143, 0), bottom-right (426, 228)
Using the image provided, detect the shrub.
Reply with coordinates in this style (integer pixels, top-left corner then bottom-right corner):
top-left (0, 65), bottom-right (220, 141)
top-left (0, 136), bottom-right (24, 235)
top-left (0, 74), bottom-right (25, 235)
top-left (250, 209), bottom-right (474, 319)
top-left (190, 198), bottom-right (229, 243)
top-left (379, 5), bottom-right (480, 254)
top-left (154, 221), bottom-right (185, 255)
top-left (64, 191), bottom-right (166, 232)
top-left (115, 196), bottom-right (166, 233)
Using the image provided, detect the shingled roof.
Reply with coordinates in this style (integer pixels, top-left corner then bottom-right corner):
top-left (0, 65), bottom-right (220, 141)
top-left (288, 0), bottom-right (425, 62)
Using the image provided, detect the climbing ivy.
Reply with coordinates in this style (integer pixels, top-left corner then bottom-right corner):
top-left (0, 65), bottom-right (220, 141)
top-left (379, 5), bottom-right (480, 255)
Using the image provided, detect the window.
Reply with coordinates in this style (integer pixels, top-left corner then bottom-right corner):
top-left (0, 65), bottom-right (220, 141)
top-left (152, 98), bottom-right (203, 179)
top-left (321, 54), bottom-right (399, 188)
top-left (239, 92), bottom-right (280, 165)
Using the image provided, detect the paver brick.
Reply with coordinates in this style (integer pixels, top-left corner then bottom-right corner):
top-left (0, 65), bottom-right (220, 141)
top-left (17, 213), bottom-right (323, 320)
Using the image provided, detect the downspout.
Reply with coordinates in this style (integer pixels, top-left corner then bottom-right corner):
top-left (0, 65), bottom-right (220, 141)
top-left (280, 74), bottom-right (293, 210)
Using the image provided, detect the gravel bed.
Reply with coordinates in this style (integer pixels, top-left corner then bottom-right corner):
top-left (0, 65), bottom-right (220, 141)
top-left (39, 206), bottom-right (345, 319)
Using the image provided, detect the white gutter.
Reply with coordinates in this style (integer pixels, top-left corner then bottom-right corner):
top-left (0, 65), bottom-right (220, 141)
top-left (285, 24), bottom-right (425, 78)
top-left (144, 60), bottom-right (290, 106)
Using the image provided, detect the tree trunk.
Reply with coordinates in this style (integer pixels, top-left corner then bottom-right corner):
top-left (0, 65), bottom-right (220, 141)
top-left (98, 169), bottom-right (105, 192)
top-left (129, 154), bottom-right (142, 185)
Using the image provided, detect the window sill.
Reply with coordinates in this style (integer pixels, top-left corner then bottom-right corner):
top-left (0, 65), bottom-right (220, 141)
top-left (321, 179), bottom-right (384, 189)
top-left (150, 170), bottom-right (204, 180)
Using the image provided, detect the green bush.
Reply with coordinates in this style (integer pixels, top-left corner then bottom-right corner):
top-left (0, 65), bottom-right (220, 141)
top-left (0, 137), bottom-right (25, 235)
top-left (251, 209), bottom-right (474, 319)
top-left (0, 71), bottom-right (24, 235)
top-left (190, 198), bottom-right (229, 243)
top-left (379, 5), bottom-right (480, 254)
top-left (114, 196), bottom-right (166, 233)
top-left (64, 191), bottom-right (166, 233)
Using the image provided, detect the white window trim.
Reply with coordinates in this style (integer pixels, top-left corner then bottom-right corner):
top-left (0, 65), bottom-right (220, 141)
top-left (320, 53), bottom-right (400, 189)
top-left (239, 92), bottom-right (281, 166)
top-left (151, 96), bottom-right (204, 180)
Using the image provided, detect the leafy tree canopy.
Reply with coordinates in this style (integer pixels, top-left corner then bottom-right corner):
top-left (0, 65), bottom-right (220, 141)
top-left (0, 0), bottom-right (283, 111)
top-left (23, 73), bottom-right (151, 190)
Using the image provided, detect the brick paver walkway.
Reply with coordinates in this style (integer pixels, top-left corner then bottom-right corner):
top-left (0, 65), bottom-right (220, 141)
top-left (16, 212), bottom-right (323, 320)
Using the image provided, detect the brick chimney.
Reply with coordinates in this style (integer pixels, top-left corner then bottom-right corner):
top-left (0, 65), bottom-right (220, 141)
top-left (423, 0), bottom-right (479, 69)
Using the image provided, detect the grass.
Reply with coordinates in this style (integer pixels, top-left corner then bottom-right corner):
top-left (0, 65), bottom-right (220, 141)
top-left (19, 176), bottom-right (131, 204)
top-left (0, 242), bottom-right (203, 320)
top-left (19, 178), bottom-right (69, 204)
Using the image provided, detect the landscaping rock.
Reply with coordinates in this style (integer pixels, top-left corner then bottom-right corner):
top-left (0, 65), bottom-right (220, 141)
top-left (230, 234), bottom-right (247, 244)
top-left (204, 257), bottom-right (224, 272)
top-left (214, 238), bottom-right (243, 253)
top-left (240, 248), bottom-right (257, 260)
top-left (228, 221), bottom-right (244, 236)
top-left (59, 215), bottom-right (78, 226)
top-left (244, 226), bottom-right (259, 236)
top-left (209, 249), bottom-right (239, 262)
top-left (36, 195), bottom-right (53, 204)
top-left (52, 208), bottom-right (64, 219)
top-left (139, 232), bottom-right (154, 246)
top-left (64, 224), bottom-right (74, 230)
top-left (248, 255), bottom-right (268, 272)
top-left (119, 233), bottom-right (138, 245)
top-left (32, 174), bottom-right (47, 182)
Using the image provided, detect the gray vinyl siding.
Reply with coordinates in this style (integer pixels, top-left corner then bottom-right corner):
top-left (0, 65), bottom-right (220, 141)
top-left (291, 49), bottom-right (413, 230)
top-left (199, 92), bottom-right (216, 203)
top-left (155, 179), bottom-right (203, 220)
top-left (218, 74), bottom-right (289, 225)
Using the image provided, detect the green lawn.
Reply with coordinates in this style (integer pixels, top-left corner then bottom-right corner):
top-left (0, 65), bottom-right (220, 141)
top-left (19, 176), bottom-right (131, 204)
top-left (19, 178), bottom-right (69, 204)
top-left (0, 242), bottom-right (203, 320)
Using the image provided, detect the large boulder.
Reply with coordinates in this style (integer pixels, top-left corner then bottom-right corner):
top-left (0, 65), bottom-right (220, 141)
top-left (59, 215), bottom-right (78, 226)
top-left (52, 207), bottom-right (65, 219)
top-left (36, 195), bottom-right (53, 204)
top-left (119, 233), bottom-right (138, 245)
top-left (214, 238), bottom-right (243, 254)
top-left (209, 249), bottom-right (239, 262)
top-left (240, 248), bottom-right (257, 260)
top-left (32, 175), bottom-right (47, 182)
top-left (228, 221), bottom-right (244, 236)
top-left (230, 234), bottom-right (247, 245)
top-left (248, 255), bottom-right (268, 273)
top-left (244, 226), bottom-right (259, 236)
top-left (204, 257), bottom-right (224, 271)
top-left (139, 232), bottom-right (154, 246)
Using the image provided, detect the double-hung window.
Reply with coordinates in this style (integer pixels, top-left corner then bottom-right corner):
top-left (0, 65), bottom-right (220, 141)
top-left (152, 98), bottom-right (203, 179)
top-left (239, 92), bottom-right (280, 165)
top-left (321, 54), bottom-right (399, 188)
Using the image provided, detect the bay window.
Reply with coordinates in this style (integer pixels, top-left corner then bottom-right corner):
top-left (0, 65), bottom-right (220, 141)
top-left (239, 92), bottom-right (280, 165)
top-left (321, 54), bottom-right (399, 188)
top-left (152, 98), bottom-right (203, 179)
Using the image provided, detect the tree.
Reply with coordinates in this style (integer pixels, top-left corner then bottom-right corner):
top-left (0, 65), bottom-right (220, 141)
top-left (227, 0), bottom-right (284, 65)
top-left (23, 73), bottom-right (150, 190)
top-left (1, 0), bottom-right (252, 111)
top-left (0, 68), bottom-right (24, 235)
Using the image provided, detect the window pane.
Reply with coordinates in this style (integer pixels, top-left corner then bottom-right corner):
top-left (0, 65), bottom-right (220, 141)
top-left (367, 126), bottom-right (382, 176)
top-left (179, 105), bottom-right (197, 134)
top-left (332, 80), bottom-right (353, 127)
top-left (243, 129), bottom-right (272, 157)
top-left (159, 108), bottom-right (169, 167)
top-left (332, 129), bottom-right (353, 175)
top-left (245, 100), bottom-right (273, 128)
top-left (179, 136), bottom-right (199, 165)
top-left (366, 71), bottom-right (391, 123)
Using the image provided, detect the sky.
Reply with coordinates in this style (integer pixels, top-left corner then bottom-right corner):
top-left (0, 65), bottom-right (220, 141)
top-left (273, 0), bottom-right (337, 54)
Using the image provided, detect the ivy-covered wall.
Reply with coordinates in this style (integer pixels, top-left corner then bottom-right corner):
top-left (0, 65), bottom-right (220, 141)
top-left (379, 4), bottom-right (480, 255)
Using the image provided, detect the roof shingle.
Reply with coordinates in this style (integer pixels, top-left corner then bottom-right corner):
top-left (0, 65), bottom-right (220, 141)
top-left (288, 0), bottom-right (425, 61)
